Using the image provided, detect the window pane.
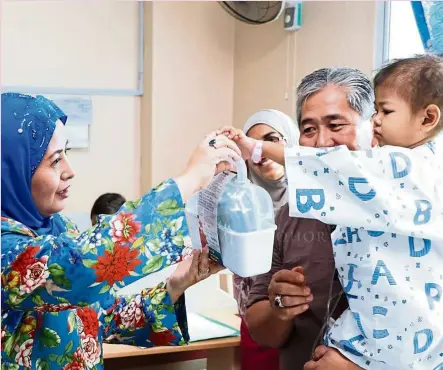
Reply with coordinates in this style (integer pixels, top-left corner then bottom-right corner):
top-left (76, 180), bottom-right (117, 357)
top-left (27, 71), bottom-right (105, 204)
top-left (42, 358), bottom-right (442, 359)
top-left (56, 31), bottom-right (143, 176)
top-left (389, 1), bottom-right (424, 60)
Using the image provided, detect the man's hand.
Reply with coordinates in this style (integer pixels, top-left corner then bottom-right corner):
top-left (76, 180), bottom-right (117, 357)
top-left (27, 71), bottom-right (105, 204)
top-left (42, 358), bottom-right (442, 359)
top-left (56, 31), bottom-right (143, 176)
top-left (268, 266), bottom-right (313, 321)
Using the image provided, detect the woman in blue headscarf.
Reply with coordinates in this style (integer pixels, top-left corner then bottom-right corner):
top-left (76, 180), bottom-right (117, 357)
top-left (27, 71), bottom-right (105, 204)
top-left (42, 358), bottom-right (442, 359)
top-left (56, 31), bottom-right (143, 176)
top-left (1, 93), bottom-right (240, 370)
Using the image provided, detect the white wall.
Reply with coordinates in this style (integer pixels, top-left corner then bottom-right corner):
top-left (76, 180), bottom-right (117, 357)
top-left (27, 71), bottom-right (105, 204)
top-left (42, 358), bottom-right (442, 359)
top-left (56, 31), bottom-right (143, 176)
top-left (1, 1), bottom-right (138, 89)
top-left (4, 1), bottom-right (378, 210)
top-left (144, 1), bottom-right (236, 188)
top-left (2, 1), bottom-right (237, 214)
top-left (233, 1), bottom-right (378, 127)
top-left (1, 1), bottom-right (141, 214)
top-left (295, 1), bottom-right (377, 84)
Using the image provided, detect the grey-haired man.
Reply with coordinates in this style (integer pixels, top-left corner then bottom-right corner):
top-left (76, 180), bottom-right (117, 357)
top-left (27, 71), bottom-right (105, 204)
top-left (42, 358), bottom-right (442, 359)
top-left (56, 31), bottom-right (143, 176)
top-left (245, 68), bottom-right (375, 370)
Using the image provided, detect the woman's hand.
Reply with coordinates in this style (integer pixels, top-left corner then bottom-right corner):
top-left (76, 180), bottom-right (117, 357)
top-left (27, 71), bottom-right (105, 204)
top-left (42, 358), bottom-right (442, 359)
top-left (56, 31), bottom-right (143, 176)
top-left (217, 126), bottom-right (257, 160)
top-left (304, 346), bottom-right (363, 370)
top-left (174, 132), bottom-right (241, 202)
top-left (166, 247), bottom-right (224, 303)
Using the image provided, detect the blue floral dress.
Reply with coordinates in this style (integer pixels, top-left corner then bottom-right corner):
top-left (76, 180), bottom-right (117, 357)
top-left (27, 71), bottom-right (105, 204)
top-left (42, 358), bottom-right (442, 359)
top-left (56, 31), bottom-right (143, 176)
top-left (1, 180), bottom-right (190, 370)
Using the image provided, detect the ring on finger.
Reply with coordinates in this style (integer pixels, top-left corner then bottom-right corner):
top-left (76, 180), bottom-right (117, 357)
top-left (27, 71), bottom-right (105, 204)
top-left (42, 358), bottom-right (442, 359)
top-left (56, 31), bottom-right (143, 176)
top-left (199, 267), bottom-right (210, 275)
top-left (274, 294), bottom-right (285, 308)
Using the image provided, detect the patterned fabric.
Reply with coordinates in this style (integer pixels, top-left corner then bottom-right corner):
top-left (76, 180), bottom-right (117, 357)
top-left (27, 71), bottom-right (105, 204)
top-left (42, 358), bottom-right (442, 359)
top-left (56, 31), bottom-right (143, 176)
top-left (233, 275), bottom-right (253, 317)
top-left (426, 2), bottom-right (443, 53)
top-left (1, 179), bottom-right (190, 370)
top-left (285, 140), bottom-right (443, 369)
top-left (412, 2), bottom-right (443, 53)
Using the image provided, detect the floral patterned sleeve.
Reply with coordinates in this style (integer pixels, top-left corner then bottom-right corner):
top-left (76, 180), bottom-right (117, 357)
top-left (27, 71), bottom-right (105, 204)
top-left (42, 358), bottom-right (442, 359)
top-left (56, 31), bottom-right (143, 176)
top-left (1, 179), bottom-right (188, 311)
top-left (103, 283), bottom-right (189, 347)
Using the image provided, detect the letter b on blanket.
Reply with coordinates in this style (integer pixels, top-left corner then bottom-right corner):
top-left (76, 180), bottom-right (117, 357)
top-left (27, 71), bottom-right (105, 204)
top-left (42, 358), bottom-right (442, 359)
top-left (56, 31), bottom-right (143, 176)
top-left (296, 189), bottom-right (325, 213)
top-left (414, 200), bottom-right (432, 225)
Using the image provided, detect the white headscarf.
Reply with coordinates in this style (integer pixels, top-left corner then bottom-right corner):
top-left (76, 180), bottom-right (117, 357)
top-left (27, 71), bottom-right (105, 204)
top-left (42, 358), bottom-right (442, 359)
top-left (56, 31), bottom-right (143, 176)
top-left (243, 109), bottom-right (300, 212)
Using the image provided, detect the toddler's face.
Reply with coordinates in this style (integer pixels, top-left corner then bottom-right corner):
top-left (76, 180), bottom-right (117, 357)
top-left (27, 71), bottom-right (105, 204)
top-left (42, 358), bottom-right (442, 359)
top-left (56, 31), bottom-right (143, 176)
top-left (373, 86), bottom-right (420, 147)
top-left (373, 85), bottom-right (431, 148)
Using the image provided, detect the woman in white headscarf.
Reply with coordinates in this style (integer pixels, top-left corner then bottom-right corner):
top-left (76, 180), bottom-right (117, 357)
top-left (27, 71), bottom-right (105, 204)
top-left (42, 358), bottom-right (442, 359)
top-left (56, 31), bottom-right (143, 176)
top-left (242, 109), bottom-right (299, 212)
top-left (233, 109), bottom-right (299, 370)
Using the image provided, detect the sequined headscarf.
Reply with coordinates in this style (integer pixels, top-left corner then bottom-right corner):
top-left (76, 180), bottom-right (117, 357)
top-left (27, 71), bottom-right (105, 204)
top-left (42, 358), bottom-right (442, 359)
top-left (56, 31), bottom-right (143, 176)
top-left (1, 93), bottom-right (68, 235)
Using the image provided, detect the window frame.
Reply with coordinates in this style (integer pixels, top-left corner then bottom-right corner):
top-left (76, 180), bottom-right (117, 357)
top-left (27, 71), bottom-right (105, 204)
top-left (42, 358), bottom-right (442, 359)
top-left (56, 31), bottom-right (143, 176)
top-left (373, 1), bottom-right (391, 71)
